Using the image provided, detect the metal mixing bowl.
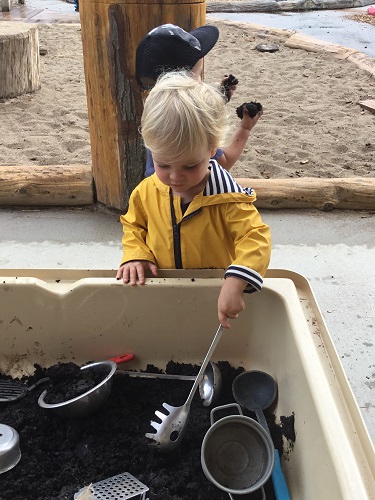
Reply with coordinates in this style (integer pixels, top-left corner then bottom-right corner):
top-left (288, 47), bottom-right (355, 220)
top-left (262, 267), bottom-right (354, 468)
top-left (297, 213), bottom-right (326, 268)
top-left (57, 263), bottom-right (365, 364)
top-left (0, 424), bottom-right (21, 474)
top-left (38, 360), bottom-right (117, 418)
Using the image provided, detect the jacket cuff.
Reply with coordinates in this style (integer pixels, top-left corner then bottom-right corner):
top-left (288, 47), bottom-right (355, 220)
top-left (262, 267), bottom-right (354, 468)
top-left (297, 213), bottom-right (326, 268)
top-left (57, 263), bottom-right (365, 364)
top-left (224, 265), bottom-right (263, 293)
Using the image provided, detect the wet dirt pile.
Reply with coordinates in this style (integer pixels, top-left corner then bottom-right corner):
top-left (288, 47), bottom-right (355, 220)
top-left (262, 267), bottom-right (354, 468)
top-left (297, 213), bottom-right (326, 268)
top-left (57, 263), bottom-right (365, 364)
top-left (0, 361), bottom-right (293, 499)
top-left (42, 362), bottom-right (110, 404)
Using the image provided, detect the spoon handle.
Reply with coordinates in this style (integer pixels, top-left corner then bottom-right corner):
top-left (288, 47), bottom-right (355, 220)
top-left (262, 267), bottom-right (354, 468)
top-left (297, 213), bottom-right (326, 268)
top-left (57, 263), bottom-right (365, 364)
top-left (272, 449), bottom-right (291, 500)
top-left (185, 325), bottom-right (223, 407)
top-left (255, 409), bottom-right (270, 433)
top-left (256, 409), bottom-right (291, 500)
top-left (117, 371), bottom-right (195, 381)
top-left (27, 377), bottom-right (50, 392)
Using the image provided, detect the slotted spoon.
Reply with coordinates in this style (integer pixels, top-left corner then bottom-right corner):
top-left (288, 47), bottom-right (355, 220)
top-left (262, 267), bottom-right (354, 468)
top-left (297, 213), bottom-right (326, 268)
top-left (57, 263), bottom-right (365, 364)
top-left (145, 325), bottom-right (224, 452)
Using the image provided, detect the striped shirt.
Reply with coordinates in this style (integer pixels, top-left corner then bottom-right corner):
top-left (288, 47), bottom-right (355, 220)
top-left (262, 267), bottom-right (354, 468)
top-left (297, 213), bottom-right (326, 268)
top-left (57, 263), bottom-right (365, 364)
top-left (204, 159), bottom-right (254, 197)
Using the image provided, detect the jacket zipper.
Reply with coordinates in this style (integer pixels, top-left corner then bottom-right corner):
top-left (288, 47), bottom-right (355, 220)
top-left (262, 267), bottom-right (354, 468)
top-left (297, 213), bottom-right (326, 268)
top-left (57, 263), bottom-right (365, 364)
top-left (169, 192), bottom-right (201, 269)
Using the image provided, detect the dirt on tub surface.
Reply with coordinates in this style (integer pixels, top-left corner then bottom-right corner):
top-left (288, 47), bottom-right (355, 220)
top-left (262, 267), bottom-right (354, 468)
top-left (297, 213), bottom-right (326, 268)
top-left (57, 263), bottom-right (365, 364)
top-left (0, 361), bottom-right (293, 500)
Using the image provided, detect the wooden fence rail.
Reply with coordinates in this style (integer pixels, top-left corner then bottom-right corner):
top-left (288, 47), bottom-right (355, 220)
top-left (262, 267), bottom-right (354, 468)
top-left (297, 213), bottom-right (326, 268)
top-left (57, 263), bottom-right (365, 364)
top-left (0, 165), bottom-right (374, 210)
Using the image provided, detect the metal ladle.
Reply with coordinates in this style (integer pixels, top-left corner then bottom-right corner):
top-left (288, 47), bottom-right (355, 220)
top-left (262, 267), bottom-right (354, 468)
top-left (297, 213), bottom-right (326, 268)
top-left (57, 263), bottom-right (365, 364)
top-left (119, 361), bottom-right (221, 407)
top-left (232, 370), bottom-right (291, 500)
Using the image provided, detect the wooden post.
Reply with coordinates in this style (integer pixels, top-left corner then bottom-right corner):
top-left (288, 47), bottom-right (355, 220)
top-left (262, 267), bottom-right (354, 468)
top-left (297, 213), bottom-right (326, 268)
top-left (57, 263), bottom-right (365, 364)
top-left (79, 0), bottom-right (206, 211)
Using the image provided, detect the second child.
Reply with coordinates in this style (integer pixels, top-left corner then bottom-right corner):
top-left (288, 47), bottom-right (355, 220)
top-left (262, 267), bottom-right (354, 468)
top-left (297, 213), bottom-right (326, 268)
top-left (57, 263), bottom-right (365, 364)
top-left (136, 24), bottom-right (262, 177)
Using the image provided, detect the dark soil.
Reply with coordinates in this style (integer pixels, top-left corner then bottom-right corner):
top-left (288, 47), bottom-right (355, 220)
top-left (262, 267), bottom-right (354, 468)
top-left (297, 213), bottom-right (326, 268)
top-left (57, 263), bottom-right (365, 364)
top-left (221, 73), bottom-right (239, 101)
top-left (0, 361), bottom-right (294, 500)
top-left (236, 102), bottom-right (263, 119)
top-left (43, 362), bottom-right (111, 404)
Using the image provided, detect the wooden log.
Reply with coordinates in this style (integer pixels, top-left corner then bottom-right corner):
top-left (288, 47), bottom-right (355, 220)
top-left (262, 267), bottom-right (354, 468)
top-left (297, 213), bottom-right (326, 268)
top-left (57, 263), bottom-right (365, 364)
top-left (348, 52), bottom-right (375, 79)
top-left (206, 0), bottom-right (368, 13)
top-left (0, 22), bottom-right (40, 99)
top-left (235, 177), bottom-right (375, 211)
top-left (1, 162), bottom-right (373, 210)
top-left (359, 99), bottom-right (375, 114)
top-left (79, 0), bottom-right (206, 211)
top-left (284, 32), bottom-right (358, 59)
top-left (0, 165), bottom-right (94, 206)
top-left (207, 1), bottom-right (281, 13)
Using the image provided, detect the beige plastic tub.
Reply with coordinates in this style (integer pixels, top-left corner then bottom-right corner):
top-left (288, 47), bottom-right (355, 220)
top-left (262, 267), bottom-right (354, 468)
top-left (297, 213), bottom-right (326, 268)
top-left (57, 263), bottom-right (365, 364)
top-left (0, 268), bottom-right (374, 499)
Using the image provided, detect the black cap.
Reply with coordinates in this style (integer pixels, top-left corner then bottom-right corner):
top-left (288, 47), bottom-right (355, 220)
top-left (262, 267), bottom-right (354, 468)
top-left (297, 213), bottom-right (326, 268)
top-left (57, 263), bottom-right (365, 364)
top-left (136, 24), bottom-right (219, 89)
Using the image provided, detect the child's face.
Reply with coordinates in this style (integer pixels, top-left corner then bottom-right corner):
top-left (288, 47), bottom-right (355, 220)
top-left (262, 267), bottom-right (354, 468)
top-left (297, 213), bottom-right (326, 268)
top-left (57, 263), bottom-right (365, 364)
top-left (153, 146), bottom-right (215, 199)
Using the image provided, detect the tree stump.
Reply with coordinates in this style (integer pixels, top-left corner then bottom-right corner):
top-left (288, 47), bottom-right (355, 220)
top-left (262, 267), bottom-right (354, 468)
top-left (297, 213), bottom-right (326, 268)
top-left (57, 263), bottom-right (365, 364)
top-left (1, 0), bottom-right (11, 13)
top-left (0, 22), bottom-right (41, 99)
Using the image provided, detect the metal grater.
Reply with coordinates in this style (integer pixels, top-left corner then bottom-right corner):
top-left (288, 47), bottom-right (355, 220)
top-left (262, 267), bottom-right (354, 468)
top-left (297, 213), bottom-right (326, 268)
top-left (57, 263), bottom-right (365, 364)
top-left (74, 472), bottom-right (149, 500)
top-left (0, 380), bottom-right (27, 401)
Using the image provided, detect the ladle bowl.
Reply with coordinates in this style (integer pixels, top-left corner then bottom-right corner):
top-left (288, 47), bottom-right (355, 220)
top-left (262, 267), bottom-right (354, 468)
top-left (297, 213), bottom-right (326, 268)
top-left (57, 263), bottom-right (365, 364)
top-left (232, 370), bottom-right (277, 412)
top-left (199, 361), bottom-right (222, 407)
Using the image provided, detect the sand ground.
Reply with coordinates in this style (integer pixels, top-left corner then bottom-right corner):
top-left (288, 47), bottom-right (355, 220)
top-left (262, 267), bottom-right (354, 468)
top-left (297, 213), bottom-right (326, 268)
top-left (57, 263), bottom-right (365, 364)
top-left (0, 19), bottom-right (374, 180)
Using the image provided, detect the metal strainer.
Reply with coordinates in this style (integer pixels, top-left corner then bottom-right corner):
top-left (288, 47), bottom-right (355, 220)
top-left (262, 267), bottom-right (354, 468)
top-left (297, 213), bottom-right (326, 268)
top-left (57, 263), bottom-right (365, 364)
top-left (74, 472), bottom-right (149, 500)
top-left (201, 404), bottom-right (274, 498)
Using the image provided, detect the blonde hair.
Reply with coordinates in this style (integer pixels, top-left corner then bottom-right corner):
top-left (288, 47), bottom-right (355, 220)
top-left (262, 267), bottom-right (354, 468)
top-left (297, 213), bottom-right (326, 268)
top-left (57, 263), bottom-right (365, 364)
top-left (141, 71), bottom-right (229, 162)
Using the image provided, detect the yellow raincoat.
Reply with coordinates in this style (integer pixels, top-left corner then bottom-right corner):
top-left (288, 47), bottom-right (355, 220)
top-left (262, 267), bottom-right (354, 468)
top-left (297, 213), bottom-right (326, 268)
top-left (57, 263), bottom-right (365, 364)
top-left (120, 160), bottom-right (271, 292)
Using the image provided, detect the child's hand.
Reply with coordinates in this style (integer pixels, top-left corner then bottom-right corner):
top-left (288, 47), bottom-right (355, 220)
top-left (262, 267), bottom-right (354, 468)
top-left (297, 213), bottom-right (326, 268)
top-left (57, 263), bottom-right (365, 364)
top-left (220, 74), bottom-right (239, 102)
top-left (238, 103), bottom-right (263, 132)
top-left (116, 260), bottom-right (158, 285)
top-left (218, 277), bottom-right (246, 329)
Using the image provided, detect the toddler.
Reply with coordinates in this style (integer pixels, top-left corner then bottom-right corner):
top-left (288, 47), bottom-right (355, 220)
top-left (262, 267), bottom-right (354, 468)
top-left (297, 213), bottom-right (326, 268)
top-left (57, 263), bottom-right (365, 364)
top-left (117, 72), bottom-right (271, 328)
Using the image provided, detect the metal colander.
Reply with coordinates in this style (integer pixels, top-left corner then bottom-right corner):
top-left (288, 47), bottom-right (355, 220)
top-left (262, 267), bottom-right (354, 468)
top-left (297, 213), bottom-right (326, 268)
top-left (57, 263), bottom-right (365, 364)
top-left (74, 472), bottom-right (149, 500)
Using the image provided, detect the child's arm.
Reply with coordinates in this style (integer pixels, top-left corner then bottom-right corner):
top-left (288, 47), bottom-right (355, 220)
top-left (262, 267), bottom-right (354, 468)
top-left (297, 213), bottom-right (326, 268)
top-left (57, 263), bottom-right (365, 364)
top-left (218, 106), bottom-right (262, 171)
top-left (218, 201), bottom-right (271, 328)
top-left (117, 187), bottom-right (159, 284)
top-left (218, 277), bottom-right (247, 329)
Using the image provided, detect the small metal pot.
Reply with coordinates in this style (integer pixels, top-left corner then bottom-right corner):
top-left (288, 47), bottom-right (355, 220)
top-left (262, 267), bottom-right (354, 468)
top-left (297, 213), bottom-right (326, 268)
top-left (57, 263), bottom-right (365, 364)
top-left (38, 360), bottom-right (116, 418)
top-left (0, 424), bottom-right (21, 474)
top-left (201, 404), bottom-right (274, 498)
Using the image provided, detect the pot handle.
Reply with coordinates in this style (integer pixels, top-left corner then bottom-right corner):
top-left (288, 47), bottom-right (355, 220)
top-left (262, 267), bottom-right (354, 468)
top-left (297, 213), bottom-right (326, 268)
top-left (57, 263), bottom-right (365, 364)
top-left (210, 403), bottom-right (243, 426)
top-left (109, 353), bottom-right (135, 364)
top-left (228, 486), bottom-right (266, 500)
